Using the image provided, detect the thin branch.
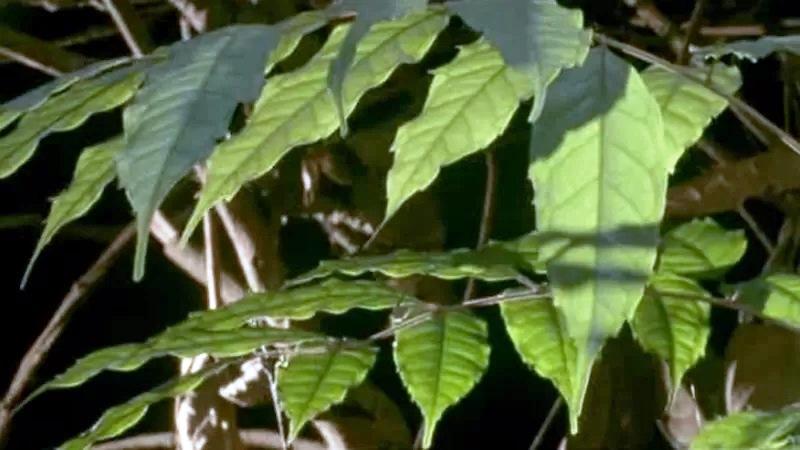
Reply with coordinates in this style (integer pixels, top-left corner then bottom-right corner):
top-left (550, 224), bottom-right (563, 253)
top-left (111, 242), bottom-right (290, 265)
top-left (102, 0), bottom-right (154, 57)
top-left (529, 397), bottom-right (563, 450)
top-left (623, 0), bottom-right (684, 54)
top-left (678, 0), bottom-right (707, 65)
top-left (595, 33), bottom-right (800, 156)
top-left (0, 223), bottom-right (136, 446)
top-left (463, 150), bottom-right (498, 300)
top-left (0, 25), bottom-right (91, 75)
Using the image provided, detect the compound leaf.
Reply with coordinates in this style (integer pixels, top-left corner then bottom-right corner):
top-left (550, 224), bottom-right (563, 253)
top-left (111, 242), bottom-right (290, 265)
top-left (279, 345), bottom-right (378, 441)
top-left (394, 309), bottom-right (490, 448)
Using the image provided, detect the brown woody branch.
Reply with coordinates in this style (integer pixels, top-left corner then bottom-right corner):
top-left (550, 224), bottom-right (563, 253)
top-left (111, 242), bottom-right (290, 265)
top-left (0, 25), bottom-right (91, 76)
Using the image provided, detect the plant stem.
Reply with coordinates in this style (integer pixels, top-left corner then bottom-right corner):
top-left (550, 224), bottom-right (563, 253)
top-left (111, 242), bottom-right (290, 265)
top-left (529, 397), bottom-right (563, 450)
top-left (463, 150), bottom-right (498, 300)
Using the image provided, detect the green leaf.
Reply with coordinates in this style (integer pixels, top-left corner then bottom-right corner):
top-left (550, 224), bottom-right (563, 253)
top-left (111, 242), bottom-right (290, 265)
top-left (116, 25), bottom-right (282, 281)
top-left (642, 64), bottom-right (742, 170)
top-left (0, 57), bottom-right (133, 132)
top-left (690, 406), bottom-right (800, 450)
top-left (325, 0), bottom-right (427, 135)
top-left (528, 47), bottom-right (668, 417)
top-left (631, 273), bottom-right (710, 396)
top-left (29, 327), bottom-right (321, 403)
top-left (184, 10), bottom-right (448, 241)
top-left (384, 39), bottom-right (534, 220)
top-left (267, 11), bottom-right (329, 73)
top-left (59, 360), bottom-right (232, 450)
top-left (291, 235), bottom-right (540, 285)
top-left (692, 35), bottom-right (800, 62)
top-left (731, 274), bottom-right (800, 326)
top-left (659, 218), bottom-right (747, 278)
top-left (22, 137), bottom-right (122, 286)
top-left (446, 0), bottom-right (591, 121)
top-left (394, 309), bottom-right (490, 448)
top-left (279, 344), bottom-right (378, 441)
top-left (185, 279), bottom-right (416, 331)
top-left (500, 297), bottom-right (583, 432)
top-left (0, 67), bottom-right (142, 179)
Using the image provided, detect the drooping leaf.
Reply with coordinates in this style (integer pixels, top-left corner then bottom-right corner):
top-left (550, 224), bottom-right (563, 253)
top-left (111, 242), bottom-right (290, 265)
top-left (29, 327), bottom-right (322, 403)
top-left (384, 39), bottom-right (534, 220)
top-left (692, 35), bottom-right (800, 62)
top-left (291, 235), bottom-right (540, 285)
top-left (528, 47), bottom-right (668, 420)
top-left (394, 309), bottom-right (490, 448)
top-left (0, 67), bottom-right (142, 179)
top-left (184, 11), bottom-right (448, 240)
top-left (730, 274), bottom-right (800, 326)
top-left (642, 64), bottom-right (742, 170)
top-left (659, 218), bottom-right (747, 278)
top-left (631, 273), bottom-right (711, 396)
top-left (500, 297), bottom-right (583, 431)
top-left (690, 406), bottom-right (800, 450)
top-left (0, 57), bottom-right (133, 132)
top-left (22, 137), bottom-right (122, 286)
top-left (279, 344), bottom-right (378, 441)
top-left (116, 25), bottom-right (283, 281)
top-left (184, 279), bottom-right (417, 331)
top-left (325, 0), bottom-right (427, 134)
top-left (446, 0), bottom-right (591, 121)
top-left (59, 360), bottom-right (233, 450)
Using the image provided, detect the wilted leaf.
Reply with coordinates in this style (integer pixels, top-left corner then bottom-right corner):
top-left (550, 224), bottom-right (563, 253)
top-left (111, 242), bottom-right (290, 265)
top-left (384, 39), bottom-right (534, 220)
top-left (446, 0), bottom-right (591, 120)
top-left (23, 137), bottom-right (123, 285)
top-left (631, 273), bottom-right (711, 395)
top-left (117, 25), bottom-right (282, 280)
top-left (690, 406), bottom-right (800, 450)
top-left (528, 46), bottom-right (668, 422)
top-left (291, 236), bottom-right (539, 285)
top-left (0, 67), bottom-right (142, 179)
top-left (185, 279), bottom-right (416, 331)
top-left (279, 344), bottom-right (377, 441)
top-left (59, 361), bottom-right (233, 450)
top-left (642, 64), bottom-right (742, 170)
top-left (394, 309), bottom-right (490, 448)
top-left (29, 327), bottom-right (322, 402)
top-left (693, 35), bottom-right (800, 62)
top-left (659, 218), bottom-right (747, 278)
top-left (184, 11), bottom-right (448, 241)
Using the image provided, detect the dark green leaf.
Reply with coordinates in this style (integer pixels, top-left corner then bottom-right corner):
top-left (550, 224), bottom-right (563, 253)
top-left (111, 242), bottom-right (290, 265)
top-left (731, 274), bottom-right (800, 326)
top-left (692, 35), bottom-right (800, 62)
top-left (116, 25), bottom-right (282, 280)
